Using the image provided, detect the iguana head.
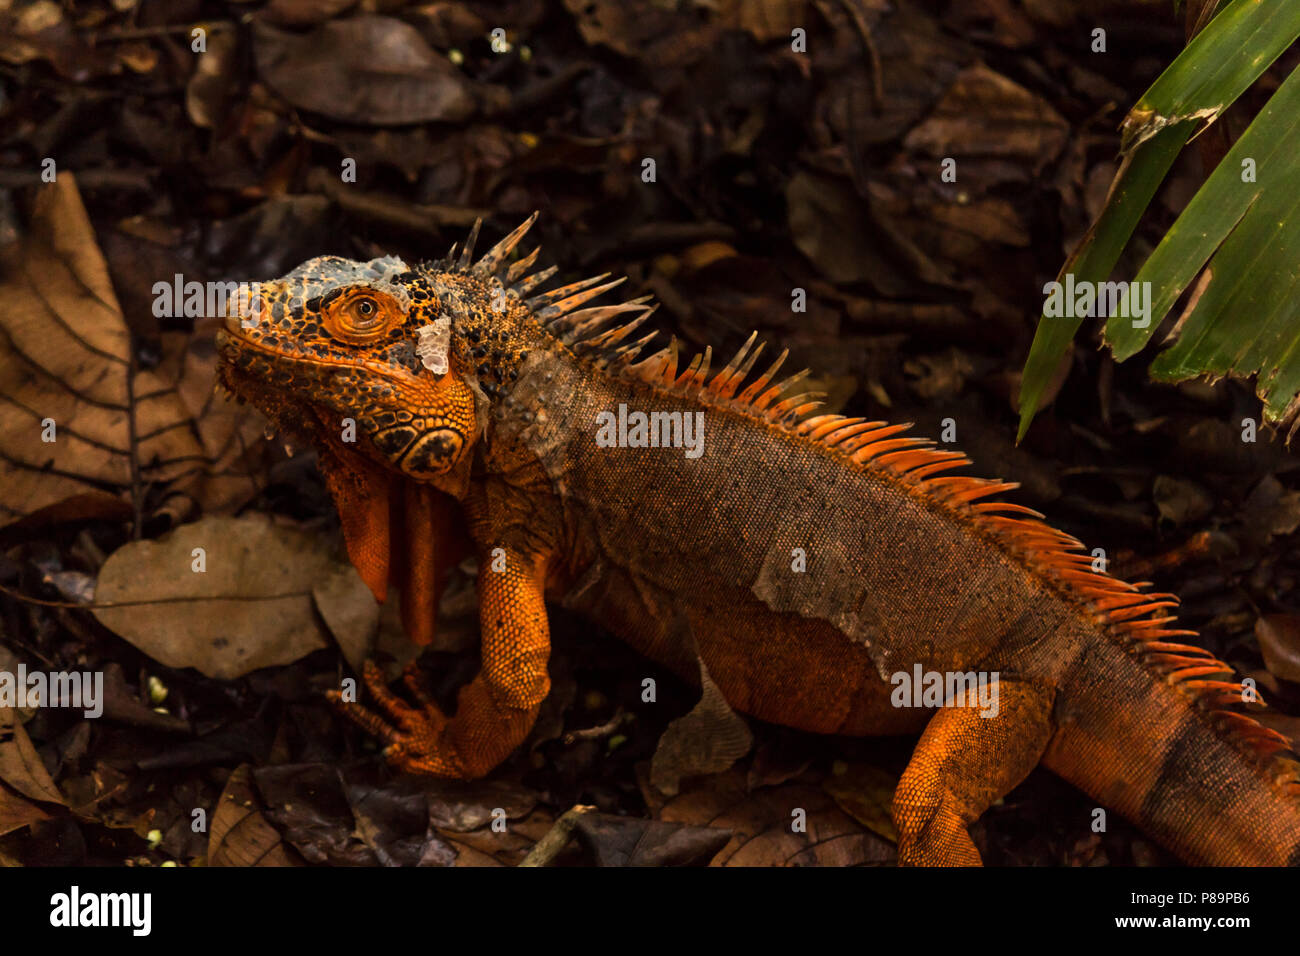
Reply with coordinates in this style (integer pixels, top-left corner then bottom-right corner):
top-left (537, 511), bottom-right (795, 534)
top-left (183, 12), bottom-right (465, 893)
top-left (216, 213), bottom-right (649, 495)
top-left (215, 251), bottom-right (500, 496)
top-left (214, 217), bottom-right (555, 624)
top-left (214, 214), bottom-right (653, 619)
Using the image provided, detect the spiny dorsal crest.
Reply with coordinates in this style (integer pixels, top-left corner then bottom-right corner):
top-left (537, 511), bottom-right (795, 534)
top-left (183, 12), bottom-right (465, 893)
top-left (443, 214), bottom-right (829, 432)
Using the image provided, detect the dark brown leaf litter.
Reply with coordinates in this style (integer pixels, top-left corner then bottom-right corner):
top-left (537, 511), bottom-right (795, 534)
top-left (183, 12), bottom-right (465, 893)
top-left (1, 0), bottom-right (1298, 867)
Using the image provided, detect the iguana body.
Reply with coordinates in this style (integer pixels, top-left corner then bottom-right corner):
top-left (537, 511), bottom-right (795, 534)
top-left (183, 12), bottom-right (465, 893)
top-left (217, 216), bottom-right (1300, 865)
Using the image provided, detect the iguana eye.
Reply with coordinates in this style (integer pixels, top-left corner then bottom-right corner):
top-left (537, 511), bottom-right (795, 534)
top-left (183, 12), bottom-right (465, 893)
top-left (323, 288), bottom-right (402, 344)
top-left (346, 296), bottom-right (382, 329)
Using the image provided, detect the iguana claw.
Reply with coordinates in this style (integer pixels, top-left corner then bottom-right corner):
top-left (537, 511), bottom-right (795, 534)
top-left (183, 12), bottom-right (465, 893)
top-left (327, 660), bottom-right (457, 775)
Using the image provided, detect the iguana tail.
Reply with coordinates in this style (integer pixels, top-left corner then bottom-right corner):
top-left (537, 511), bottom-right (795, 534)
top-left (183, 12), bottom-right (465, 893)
top-left (1043, 625), bottom-right (1300, 866)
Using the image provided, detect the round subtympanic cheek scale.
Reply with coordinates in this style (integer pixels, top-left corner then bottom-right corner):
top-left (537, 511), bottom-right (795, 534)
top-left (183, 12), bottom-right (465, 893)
top-left (401, 428), bottom-right (465, 477)
top-left (357, 369), bottom-right (477, 477)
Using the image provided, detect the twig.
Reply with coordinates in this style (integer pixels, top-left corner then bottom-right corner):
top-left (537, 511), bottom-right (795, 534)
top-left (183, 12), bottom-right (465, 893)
top-left (0, 169), bottom-right (156, 192)
top-left (126, 349), bottom-right (143, 540)
top-left (491, 62), bottom-right (594, 117)
top-left (517, 804), bottom-right (597, 867)
top-left (85, 22), bottom-right (236, 43)
top-left (837, 0), bottom-right (885, 113)
top-left (564, 708), bottom-right (631, 744)
top-left (306, 170), bottom-right (488, 236)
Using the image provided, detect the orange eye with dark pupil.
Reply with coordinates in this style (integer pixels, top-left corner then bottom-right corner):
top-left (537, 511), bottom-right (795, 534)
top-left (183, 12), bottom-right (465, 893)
top-left (324, 289), bottom-right (400, 344)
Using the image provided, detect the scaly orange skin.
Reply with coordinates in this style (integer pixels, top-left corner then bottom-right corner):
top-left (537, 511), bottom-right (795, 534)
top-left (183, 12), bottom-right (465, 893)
top-left (217, 217), bottom-right (1300, 865)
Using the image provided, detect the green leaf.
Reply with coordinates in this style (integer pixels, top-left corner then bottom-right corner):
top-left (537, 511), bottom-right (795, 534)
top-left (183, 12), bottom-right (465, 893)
top-left (1016, 126), bottom-right (1188, 442)
top-left (1134, 78), bottom-right (1300, 421)
top-left (1016, 0), bottom-right (1300, 441)
top-left (1121, 0), bottom-right (1300, 153)
top-left (1105, 63), bottom-right (1300, 363)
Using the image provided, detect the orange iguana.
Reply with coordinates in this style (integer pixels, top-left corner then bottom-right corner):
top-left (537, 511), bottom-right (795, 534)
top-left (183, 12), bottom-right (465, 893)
top-left (216, 215), bottom-right (1300, 866)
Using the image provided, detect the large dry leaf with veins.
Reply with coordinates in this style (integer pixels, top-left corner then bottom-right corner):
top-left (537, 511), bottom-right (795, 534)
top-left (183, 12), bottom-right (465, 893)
top-left (93, 514), bottom-right (375, 680)
top-left (209, 764), bottom-right (306, 867)
top-left (0, 175), bottom-right (264, 526)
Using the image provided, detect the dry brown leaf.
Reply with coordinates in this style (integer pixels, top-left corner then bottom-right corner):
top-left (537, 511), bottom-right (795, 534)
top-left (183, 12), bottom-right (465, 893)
top-left (1255, 615), bottom-right (1300, 685)
top-left (1152, 475), bottom-right (1214, 526)
top-left (821, 761), bottom-right (899, 843)
top-left (312, 560), bottom-right (382, 674)
top-left (0, 0), bottom-right (106, 78)
top-left (903, 62), bottom-right (1069, 172)
top-left (0, 779), bottom-right (54, 837)
top-left (260, 0), bottom-right (359, 28)
top-left (713, 0), bottom-right (808, 43)
top-left (787, 171), bottom-right (907, 291)
top-left (185, 26), bottom-right (239, 129)
top-left (562, 0), bottom-right (685, 59)
top-left (209, 763), bottom-right (306, 866)
top-left (93, 514), bottom-right (372, 679)
top-left (425, 780), bottom-right (540, 833)
top-left (0, 175), bottom-right (265, 528)
top-left (0, 704), bottom-right (66, 807)
top-left (420, 782), bottom-right (548, 866)
top-left (572, 813), bottom-right (731, 866)
top-left (444, 808), bottom-right (555, 867)
top-left (900, 197), bottom-right (1031, 259)
top-left (253, 16), bottom-right (475, 125)
top-left (657, 767), bottom-right (893, 866)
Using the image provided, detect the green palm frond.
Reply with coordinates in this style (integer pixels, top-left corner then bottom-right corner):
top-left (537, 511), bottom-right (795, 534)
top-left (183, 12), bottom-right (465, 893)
top-left (1017, 0), bottom-right (1300, 440)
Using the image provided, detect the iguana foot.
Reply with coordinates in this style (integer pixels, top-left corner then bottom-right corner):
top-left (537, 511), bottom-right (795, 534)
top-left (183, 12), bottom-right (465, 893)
top-left (327, 660), bottom-right (467, 777)
top-left (327, 548), bottom-right (553, 780)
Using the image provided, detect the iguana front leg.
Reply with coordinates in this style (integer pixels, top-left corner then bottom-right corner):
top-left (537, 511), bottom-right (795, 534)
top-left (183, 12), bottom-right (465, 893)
top-left (892, 678), bottom-right (1054, 865)
top-left (331, 547), bottom-right (552, 779)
